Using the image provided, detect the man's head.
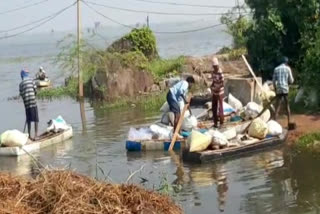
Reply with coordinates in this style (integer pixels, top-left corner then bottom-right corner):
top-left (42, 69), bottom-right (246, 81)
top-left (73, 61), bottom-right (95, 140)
top-left (186, 76), bottom-right (195, 89)
top-left (212, 57), bottom-right (220, 72)
top-left (39, 66), bottom-right (45, 72)
top-left (20, 69), bottom-right (29, 80)
top-left (280, 56), bottom-right (289, 65)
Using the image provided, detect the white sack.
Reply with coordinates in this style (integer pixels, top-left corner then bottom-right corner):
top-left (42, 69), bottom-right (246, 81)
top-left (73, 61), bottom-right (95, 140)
top-left (1, 130), bottom-right (28, 147)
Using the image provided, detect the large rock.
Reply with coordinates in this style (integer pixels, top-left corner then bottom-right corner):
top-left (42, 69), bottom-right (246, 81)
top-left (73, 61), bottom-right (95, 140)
top-left (90, 67), bottom-right (154, 100)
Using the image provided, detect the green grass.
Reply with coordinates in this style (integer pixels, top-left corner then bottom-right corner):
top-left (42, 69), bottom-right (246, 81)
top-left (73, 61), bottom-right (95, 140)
top-left (148, 56), bottom-right (185, 81)
top-left (98, 91), bottom-right (167, 112)
top-left (294, 132), bottom-right (320, 155)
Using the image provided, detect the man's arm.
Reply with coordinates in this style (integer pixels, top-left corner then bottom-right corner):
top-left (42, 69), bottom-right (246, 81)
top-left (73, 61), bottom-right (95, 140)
top-left (288, 67), bottom-right (294, 84)
top-left (272, 69), bottom-right (277, 90)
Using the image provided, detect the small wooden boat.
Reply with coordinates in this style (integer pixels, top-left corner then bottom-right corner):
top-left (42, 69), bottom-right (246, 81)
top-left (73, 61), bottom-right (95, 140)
top-left (126, 139), bottom-right (185, 152)
top-left (183, 129), bottom-right (288, 163)
top-left (0, 126), bottom-right (73, 156)
top-left (35, 78), bottom-right (51, 88)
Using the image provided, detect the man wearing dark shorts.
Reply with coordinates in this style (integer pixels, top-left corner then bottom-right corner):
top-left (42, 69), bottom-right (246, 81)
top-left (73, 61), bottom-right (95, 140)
top-left (166, 76), bottom-right (195, 132)
top-left (273, 57), bottom-right (294, 126)
top-left (19, 69), bottom-right (39, 140)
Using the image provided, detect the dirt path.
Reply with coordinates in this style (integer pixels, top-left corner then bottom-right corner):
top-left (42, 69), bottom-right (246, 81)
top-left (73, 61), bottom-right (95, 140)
top-left (279, 114), bottom-right (320, 144)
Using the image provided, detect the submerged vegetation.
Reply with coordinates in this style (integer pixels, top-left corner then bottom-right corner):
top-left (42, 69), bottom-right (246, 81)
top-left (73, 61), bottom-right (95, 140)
top-left (294, 132), bottom-right (320, 155)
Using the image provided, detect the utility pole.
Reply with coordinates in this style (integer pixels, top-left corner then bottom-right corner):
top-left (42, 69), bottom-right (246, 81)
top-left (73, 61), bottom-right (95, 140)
top-left (147, 15), bottom-right (150, 28)
top-left (77, 0), bottom-right (83, 98)
top-left (236, 0), bottom-right (241, 18)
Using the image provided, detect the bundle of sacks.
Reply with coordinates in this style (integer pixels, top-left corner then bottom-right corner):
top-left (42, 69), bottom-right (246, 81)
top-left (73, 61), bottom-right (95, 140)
top-left (160, 100), bottom-right (198, 132)
top-left (0, 130), bottom-right (28, 147)
top-left (187, 129), bottom-right (230, 152)
top-left (47, 116), bottom-right (70, 133)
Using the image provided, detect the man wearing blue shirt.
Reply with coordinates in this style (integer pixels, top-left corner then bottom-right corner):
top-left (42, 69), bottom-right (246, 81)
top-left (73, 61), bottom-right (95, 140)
top-left (166, 76), bottom-right (195, 131)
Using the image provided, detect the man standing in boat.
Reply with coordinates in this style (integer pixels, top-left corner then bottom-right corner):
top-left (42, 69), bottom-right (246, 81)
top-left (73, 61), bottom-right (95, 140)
top-left (273, 56), bottom-right (294, 127)
top-left (211, 57), bottom-right (225, 128)
top-left (19, 69), bottom-right (39, 140)
top-left (36, 66), bottom-right (47, 81)
top-left (166, 76), bottom-right (195, 132)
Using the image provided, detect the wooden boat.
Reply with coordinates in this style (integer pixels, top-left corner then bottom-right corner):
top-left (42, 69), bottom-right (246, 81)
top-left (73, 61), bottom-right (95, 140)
top-left (0, 126), bottom-right (73, 156)
top-left (35, 78), bottom-right (51, 88)
top-left (183, 129), bottom-right (288, 163)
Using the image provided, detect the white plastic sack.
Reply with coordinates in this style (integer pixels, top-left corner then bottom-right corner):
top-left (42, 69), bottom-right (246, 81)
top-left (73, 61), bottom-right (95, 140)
top-left (159, 101), bottom-right (190, 117)
top-left (1, 130), bottom-right (28, 147)
top-left (260, 109), bottom-right (271, 123)
top-left (222, 102), bottom-right (236, 116)
top-left (267, 120), bottom-right (283, 136)
top-left (228, 93), bottom-right (243, 111)
top-left (150, 124), bottom-right (172, 140)
top-left (222, 128), bottom-right (237, 140)
top-left (248, 118), bottom-right (268, 139)
top-left (245, 102), bottom-right (262, 120)
top-left (181, 115), bottom-right (198, 131)
top-left (188, 130), bottom-right (212, 152)
top-left (47, 116), bottom-right (69, 133)
top-left (128, 128), bottom-right (153, 141)
top-left (205, 130), bottom-right (229, 146)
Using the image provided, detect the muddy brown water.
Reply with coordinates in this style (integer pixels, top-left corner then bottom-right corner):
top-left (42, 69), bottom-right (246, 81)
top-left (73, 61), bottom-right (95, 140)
top-left (1, 33), bottom-right (320, 214)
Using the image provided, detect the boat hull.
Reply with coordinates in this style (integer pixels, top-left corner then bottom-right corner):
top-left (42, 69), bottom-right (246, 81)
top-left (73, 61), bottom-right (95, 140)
top-left (0, 127), bottom-right (73, 156)
top-left (183, 130), bottom-right (288, 163)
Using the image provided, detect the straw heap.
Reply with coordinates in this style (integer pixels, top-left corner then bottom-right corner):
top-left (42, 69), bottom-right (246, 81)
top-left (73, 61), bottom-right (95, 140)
top-left (0, 170), bottom-right (182, 214)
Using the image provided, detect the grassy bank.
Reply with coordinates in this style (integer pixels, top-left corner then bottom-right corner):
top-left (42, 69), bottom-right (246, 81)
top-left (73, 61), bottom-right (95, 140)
top-left (293, 132), bottom-right (320, 155)
top-left (97, 91), bottom-right (167, 112)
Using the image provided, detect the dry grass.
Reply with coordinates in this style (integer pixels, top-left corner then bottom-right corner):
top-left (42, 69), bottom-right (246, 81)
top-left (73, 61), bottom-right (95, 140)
top-left (0, 170), bottom-right (182, 214)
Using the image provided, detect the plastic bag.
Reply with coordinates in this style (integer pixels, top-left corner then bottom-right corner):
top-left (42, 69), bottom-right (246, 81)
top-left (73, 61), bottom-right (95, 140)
top-left (260, 109), bottom-right (271, 123)
top-left (150, 124), bottom-right (172, 140)
top-left (188, 130), bottom-right (212, 152)
top-left (181, 115), bottom-right (198, 131)
top-left (245, 102), bottom-right (262, 120)
top-left (159, 100), bottom-right (190, 117)
top-left (267, 120), bottom-right (283, 136)
top-left (222, 102), bottom-right (236, 116)
top-left (222, 128), bottom-right (237, 140)
top-left (205, 130), bottom-right (229, 146)
top-left (248, 118), bottom-right (268, 139)
top-left (1, 130), bottom-right (28, 147)
top-left (47, 116), bottom-right (69, 133)
top-left (228, 93), bottom-right (243, 111)
top-left (128, 128), bottom-right (153, 141)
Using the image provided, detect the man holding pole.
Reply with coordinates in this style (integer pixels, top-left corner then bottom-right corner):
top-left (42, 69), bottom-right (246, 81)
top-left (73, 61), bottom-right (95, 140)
top-left (166, 76), bottom-right (195, 132)
top-left (19, 69), bottom-right (39, 140)
top-left (211, 57), bottom-right (225, 128)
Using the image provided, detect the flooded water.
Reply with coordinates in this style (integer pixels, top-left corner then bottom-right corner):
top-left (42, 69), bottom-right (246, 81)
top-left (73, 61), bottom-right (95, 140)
top-left (0, 27), bottom-right (319, 214)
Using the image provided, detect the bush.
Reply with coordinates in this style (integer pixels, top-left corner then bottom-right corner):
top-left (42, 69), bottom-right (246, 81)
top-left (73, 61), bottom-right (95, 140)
top-left (148, 56), bottom-right (185, 81)
top-left (294, 132), bottom-right (320, 155)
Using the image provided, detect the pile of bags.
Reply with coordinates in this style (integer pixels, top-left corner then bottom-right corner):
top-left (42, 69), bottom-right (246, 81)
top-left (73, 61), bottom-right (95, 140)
top-left (47, 116), bottom-right (69, 133)
top-left (128, 124), bottom-right (173, 141)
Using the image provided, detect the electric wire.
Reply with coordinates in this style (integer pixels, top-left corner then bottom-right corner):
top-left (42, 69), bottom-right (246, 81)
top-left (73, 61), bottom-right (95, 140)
top-left (0, 0), bottom-right (49, 15)
top-left (84, 0), bottom-right (249, 16)
top-left (0, 2), bottom-right (76, 40)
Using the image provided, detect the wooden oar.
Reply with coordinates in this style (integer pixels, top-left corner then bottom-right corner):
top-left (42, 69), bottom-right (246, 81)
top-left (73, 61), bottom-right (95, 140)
top-left (242, 55), bottom-right (263, 91)
top-left (169, 96), bottom-right (192, 151)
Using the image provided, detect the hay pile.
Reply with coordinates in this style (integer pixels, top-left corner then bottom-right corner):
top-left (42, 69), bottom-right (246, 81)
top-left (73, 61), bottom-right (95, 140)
top-left (0, 170), bottom-right (182, 214)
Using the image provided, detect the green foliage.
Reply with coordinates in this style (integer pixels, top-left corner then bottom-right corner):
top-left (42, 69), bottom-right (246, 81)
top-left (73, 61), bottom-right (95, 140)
top-left (37, 78), bottom-right (78, 99)
top-left (156, 174), bottom-right (182, 196)
top-left (114, 51), bottom-right (148, 70)
top-left (294, 132), bottom-right (320, 155)
top-left (124, 27), bottom-right (158, 59)
top-left (245, 0), bottom-right (320, 78)
top-left (221, 5), bottom-right (252, 49)
top-left (148, 56), bottom-right (185, 81)
top-left (99, 91), bottom-right (167, 112)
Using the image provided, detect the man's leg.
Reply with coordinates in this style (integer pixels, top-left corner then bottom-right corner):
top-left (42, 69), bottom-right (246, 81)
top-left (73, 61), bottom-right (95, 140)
top-left (274, 96), bottom-right (282, 121)
top-left (218, 94), bottom-right (224, 126)
top-left (34, 122), bottom-right (38, 139)
top-left (284, 95), bottom-right (291, 126)
top-left (212, 95), bottom-right (218, 127)
top-left (174, 113), bottom-right (180, 133)
top-left (27, 122), bottom-right (32, 139)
